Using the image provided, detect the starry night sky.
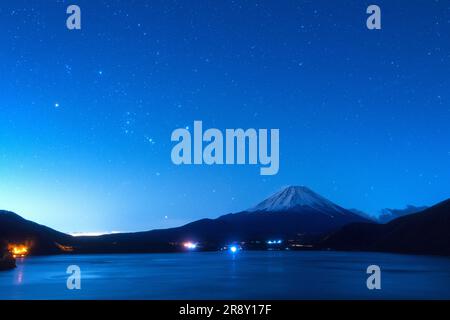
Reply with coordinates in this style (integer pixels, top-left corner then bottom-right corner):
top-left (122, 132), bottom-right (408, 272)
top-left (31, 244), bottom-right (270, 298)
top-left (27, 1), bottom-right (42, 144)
top-left (0, 0), bottom-right (449, 233)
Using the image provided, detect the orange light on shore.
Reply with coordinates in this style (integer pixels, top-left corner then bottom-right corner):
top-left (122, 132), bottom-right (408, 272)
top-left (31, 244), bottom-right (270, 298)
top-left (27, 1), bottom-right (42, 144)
top-left (55, 242), bottom-right (74, 252)
top-left (8, 244), bottom-right (29, 258)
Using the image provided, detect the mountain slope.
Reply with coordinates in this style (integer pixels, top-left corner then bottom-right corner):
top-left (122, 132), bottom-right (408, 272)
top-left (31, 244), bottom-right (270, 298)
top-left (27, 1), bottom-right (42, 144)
top-left (0, 210), bottom-right (73, 254)
top-left (321, 199), bottom-right (450, 256)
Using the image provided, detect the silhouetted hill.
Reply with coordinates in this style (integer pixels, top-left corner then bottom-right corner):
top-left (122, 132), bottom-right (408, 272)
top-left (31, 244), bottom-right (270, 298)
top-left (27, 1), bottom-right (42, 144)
top-left (321, 199), bottom-right (450, 256)
top-left (0, 210), bottom-right (73, 255)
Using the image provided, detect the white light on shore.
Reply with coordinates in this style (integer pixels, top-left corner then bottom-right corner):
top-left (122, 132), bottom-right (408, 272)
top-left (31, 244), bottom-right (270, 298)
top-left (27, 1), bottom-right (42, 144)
top-left (183, 242), bottom-right (197, 249)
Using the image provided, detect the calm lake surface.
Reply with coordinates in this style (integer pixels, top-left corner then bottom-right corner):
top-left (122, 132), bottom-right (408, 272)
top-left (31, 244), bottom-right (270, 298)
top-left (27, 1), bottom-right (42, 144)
top-left (1, 251), bottom-right (450, 299)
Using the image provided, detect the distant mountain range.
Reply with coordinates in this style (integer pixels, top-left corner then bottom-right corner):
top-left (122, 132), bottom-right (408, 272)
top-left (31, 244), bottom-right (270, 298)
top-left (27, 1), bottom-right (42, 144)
top-left (1, 186), bottom-right (449, 256)
top-left (349, 205), bottom-right (429, 223)
top-left (378, 205), bottom-right (429, 223)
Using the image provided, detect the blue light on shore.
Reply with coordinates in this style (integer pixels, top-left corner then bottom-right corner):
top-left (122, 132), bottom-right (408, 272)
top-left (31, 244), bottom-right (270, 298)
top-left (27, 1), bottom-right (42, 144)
top-left (230, 246), bottom-right (238, 253)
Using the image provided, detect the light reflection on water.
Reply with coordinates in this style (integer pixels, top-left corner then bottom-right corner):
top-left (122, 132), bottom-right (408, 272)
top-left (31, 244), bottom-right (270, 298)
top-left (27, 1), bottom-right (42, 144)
top-left (14, 258), bottom-right (26, 285)
top-left (15, 268), bottom-right (24, 285)
top-left (0, 251), bottom-right (449, 300)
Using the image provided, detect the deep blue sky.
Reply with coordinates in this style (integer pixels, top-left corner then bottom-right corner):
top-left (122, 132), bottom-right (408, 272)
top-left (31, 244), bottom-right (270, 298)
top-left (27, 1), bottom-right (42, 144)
top-left (0, 0), bottom-right (449, 233)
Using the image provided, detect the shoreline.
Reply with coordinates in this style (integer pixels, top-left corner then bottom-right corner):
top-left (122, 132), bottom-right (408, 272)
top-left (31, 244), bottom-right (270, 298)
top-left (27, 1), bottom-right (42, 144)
top-left (7, 248), bottom-right (450, 260)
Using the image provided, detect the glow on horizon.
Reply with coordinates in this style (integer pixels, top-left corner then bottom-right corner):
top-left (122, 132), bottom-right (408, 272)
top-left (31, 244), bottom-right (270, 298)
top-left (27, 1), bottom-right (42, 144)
top-left (70, 231), bottom-right (123, 237)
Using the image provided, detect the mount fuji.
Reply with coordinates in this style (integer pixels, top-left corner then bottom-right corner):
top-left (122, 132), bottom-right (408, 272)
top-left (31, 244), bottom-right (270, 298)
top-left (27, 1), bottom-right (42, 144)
top-left (248, 186), bottom-right (351, 215)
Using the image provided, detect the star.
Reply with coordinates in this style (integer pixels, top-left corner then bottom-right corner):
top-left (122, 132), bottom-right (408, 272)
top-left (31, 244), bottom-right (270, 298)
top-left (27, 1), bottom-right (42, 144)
top-left (145, 136), bottom-right (156, 145)
top-left (64, 65), bottom-right (72, 74)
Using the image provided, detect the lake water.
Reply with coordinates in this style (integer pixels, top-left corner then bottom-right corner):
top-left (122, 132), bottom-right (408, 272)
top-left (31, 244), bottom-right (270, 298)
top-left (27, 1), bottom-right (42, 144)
top-left (1, 251), bottom-right (450, 299)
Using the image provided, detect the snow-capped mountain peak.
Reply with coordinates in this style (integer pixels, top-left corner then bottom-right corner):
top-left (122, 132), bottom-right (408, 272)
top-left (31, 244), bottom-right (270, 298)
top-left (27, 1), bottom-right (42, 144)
top-left (248, 186), bottom-right (347, 214)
